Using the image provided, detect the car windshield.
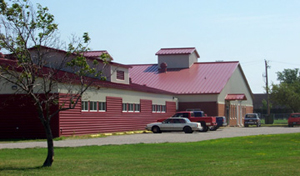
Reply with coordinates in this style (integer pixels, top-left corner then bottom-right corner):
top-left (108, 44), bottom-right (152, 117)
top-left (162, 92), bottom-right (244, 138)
top-left (184, 118), bottom-right (191, 123)
top-left (245, 114), bottom-right (257, 118)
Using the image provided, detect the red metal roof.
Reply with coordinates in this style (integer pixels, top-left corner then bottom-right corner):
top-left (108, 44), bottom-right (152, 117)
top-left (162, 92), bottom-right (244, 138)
top-left (129, 62), bottom-right (240, 94)
top-left (225, 94), bottom-right (247, 100)
top-left (155, 47), bottom-right (200, 58)
top-left (83, 50), bottom-right (114, 60)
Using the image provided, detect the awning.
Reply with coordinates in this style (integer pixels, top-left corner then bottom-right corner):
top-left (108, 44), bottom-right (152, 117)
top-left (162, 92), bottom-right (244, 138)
top-left (225, 94), bottom-right (247, 101)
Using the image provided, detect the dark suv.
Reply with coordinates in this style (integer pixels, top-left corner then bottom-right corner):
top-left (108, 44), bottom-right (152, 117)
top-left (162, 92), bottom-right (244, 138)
top-left (244, 113), bottom-right (261, 127)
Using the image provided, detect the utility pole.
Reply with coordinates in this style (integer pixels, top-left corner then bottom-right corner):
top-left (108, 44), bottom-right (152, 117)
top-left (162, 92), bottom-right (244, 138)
top-left (265, 60), bottom-right (270, 115)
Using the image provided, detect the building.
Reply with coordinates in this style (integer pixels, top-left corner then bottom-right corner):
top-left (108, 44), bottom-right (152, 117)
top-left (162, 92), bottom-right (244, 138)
top-left (0, 46), bottom-right (253, 139)
top-left (129, 47), bottom-right (254, 126)
top-left (0, 47), bottom-right (177, 139)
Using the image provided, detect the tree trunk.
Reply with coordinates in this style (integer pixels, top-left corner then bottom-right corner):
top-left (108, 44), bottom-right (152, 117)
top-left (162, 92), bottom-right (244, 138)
top-left (43, 121), bottom-right (54, 167)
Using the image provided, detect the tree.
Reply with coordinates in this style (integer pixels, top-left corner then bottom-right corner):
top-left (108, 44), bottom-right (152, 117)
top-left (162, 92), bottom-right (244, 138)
top-left (270, 68), bottom-right (300, 112)
top-left (0, 0), bottom-right (108, 167)
top-left (261, 99), bottom-right (272, 114)
top-left (277, 68), bottom-right (300, 84)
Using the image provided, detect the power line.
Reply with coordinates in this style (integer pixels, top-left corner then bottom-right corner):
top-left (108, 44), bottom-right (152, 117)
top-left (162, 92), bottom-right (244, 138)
top-left (270, 60), bottom-right (300, 67)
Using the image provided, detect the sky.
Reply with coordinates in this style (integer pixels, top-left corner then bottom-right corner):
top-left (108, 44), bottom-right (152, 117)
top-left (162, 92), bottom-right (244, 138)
top-left (26, 0), bottom-right (300, 93)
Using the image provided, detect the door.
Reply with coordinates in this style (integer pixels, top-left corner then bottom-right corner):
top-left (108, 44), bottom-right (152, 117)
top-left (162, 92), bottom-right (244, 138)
top-left (160, 119), bottom-right (175, 131)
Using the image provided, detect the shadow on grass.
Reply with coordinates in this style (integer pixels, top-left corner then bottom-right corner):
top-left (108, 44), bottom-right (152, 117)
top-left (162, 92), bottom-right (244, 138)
top-left (0, 165), bottom-right (44, 172)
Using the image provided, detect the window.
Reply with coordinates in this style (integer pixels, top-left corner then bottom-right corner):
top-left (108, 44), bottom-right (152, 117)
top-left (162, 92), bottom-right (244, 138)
top-left (152, 104), bottom-right (166, 113)
top-left (128, 103), bottom-right (134, 112)
top-left (81, 101), bottom-right (88, 111)
top-left (90, 101), bottom-right (97, 111)
top-left (99, 102), bottom-right (106, 111)
top-left (122, 103), bottom-right (140, 113)
top-left (117, 70), bottom-right (125, 80)
top-left (135, 104), bottom-right (140, 112)
top-left (122, 103), bottom-right (128, 112)
top-left (152, 105), bottom-right (156, 112)
top-left (162, 105), bottom-right (166, 113)
top-left (157, 105), bottom-right (161, 112)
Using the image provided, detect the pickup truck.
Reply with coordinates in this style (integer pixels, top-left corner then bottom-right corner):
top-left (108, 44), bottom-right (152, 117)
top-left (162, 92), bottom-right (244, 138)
top-left (157, 111), bottom-right (217, 132)
top-left (288, 113), bottom-right (300, 127)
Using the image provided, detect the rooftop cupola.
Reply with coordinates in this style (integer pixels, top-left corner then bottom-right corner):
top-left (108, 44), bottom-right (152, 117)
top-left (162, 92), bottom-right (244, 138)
top-left (155, 47), bottom-right (200, 69)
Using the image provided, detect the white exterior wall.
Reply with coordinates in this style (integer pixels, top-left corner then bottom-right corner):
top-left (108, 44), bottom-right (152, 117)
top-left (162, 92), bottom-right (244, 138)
top-left (218, 66), bottom-right (253, 106)
top-left (0, 77), bottom-right (59, 94)
top-left (1, 77), bottom-right (176, 106)
top-left (59, 84), bottom-right (177, 105)
top-left (158, 51), bottom-right (199, 69)
top-left (188, 52), bottom-right (198, 67)
top-left (158, 54), bottom-right (190, 69)
top-left (30, 49), bottom-right (112, 82)
top-left (110, 65), bottom-right (130, 85)
top-left (0, 79), bottom-right (21, 94)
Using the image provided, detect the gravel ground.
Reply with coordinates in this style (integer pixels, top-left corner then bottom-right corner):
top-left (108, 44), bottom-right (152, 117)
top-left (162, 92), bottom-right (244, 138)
top-left (1, 126), bottom-right (300, 149)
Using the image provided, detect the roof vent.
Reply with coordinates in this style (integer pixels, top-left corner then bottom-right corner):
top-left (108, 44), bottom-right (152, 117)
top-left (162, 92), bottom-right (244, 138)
top-left (160, 62), bottom-right (167, 72)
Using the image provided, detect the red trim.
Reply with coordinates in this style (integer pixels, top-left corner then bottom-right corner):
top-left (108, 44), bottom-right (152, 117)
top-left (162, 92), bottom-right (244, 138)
top-left (225, 94), bottom-right (247, 100)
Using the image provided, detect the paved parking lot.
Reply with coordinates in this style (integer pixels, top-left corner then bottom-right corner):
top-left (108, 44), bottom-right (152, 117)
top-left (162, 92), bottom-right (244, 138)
top-left (1, 126), bottom-right (300, 149)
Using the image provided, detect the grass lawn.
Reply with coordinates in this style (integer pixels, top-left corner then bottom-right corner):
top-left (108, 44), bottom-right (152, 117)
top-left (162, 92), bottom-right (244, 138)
top-left (1, 133), bottom-right (300, 176)
top-left (261, 119), bottom-right (288, 127)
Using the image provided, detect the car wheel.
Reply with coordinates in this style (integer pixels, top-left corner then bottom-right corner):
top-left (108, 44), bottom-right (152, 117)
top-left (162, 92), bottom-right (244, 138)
top-left (210, 125), bottom-right (218, 131)
top-left (200, 126), bottom-right (208, 132)
top-left (288, 124), bottom-right (293, 127)
top-left (152, 126), bottom-right (161, 133)
top-left (183, 126), bottom-right (193, 133)
top-left (199, 122), bottom-right (208, 132)
top-left (244, 124), bottom-right (248, 127)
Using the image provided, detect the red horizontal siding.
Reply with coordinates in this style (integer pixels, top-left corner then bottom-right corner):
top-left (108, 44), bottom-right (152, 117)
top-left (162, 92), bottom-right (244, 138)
top-left (59, 96), bottom-right (176, 137)
top-left (0, 93), bottom-right (176, 139)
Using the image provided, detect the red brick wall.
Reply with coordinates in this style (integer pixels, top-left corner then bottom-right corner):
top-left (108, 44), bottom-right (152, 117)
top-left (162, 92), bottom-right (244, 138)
top-left (217, 103), bottom-right (225, 116)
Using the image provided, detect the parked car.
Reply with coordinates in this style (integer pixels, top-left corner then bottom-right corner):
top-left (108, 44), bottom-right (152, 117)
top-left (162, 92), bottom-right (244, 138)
top-left (288, 113), bottom-right (300, 127)
top-left (244, 113), bottom-right (261, 127)
top-left (146, 117), bottom-right (202, 133)
top-left (216, 116), bottom-right (227, 127)
top-left (157, 111), bottom-right (217, 132)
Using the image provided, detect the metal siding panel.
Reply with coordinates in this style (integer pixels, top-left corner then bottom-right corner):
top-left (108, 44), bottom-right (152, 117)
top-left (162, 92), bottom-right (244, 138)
top-left (59, 97), bottom-right (177, 137)
top-left (0, 94), bottom-right (177, 138)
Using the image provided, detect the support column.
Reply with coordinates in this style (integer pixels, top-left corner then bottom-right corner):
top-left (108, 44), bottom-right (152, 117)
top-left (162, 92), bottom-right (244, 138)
top-left (236, 101), bottom-right (239, 127)
top-left (239, 100), bottom-right (243, 127)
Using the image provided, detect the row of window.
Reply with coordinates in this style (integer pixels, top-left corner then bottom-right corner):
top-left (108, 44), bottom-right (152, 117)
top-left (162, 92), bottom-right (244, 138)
top-left (122, 103), bottom-right (140, 112)
top-left (82, 101), bottom-right (106, 112)
top-left (152, 104), bottom-right (166, 113)
top-left (81, 101), bottom-right (166, 113)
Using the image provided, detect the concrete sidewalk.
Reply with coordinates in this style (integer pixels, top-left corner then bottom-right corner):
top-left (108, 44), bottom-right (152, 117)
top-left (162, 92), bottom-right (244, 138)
top-left (1, 127), bottom-right (300, 149)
